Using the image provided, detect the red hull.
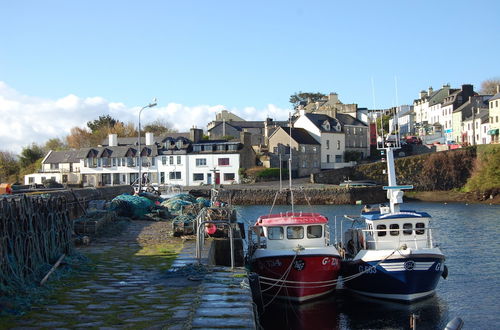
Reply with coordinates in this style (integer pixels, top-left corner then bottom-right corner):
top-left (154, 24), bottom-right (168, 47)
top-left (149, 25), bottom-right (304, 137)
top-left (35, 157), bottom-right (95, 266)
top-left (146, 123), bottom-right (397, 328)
top-left (252, 254), bottom-right (341, 302)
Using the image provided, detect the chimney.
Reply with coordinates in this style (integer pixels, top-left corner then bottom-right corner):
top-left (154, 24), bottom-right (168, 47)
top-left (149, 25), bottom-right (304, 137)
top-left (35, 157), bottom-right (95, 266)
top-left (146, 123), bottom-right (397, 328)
top-left (419, 90), bottom-right (427, 99)
top-left (145, 132), bottom-right (154, 145)
top-left (190, 127), bottom-right (203, 143)
top-left (240, 130), bottom-right (251, 146)
top-left (428, 87), bottom-right (433, 95)
top-left (497, 85), bottom-right (500, 94)
top-left (108, 134), bottom-right (118, 147)
top-left (328, 92), bottom-right (339, 103)
top-left (315, 101), bottom-right (320, 110)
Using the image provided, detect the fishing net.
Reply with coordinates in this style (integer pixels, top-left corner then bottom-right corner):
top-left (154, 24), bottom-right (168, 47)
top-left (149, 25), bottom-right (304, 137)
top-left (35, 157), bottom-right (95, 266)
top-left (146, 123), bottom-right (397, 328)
top-left (109, 194), bottom-right (155, 218)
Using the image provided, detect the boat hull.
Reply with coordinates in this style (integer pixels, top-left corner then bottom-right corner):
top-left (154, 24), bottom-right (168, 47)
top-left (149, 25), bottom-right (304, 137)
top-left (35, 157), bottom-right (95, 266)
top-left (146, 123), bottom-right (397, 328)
top-left (342, 255), bottom-right (445, 302)
top-left (251, 254), bottom-right (341, 302)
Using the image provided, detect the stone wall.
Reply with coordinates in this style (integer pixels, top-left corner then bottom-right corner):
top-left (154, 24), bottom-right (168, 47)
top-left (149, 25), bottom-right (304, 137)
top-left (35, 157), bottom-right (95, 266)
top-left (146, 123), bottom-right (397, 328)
top-left (206, 186), bottom-right (386, 205)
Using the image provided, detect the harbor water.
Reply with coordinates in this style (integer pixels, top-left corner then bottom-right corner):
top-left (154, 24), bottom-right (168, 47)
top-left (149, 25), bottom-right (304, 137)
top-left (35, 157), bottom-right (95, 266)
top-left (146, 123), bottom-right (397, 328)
top-left (236, 202), bottom-right (500, 329)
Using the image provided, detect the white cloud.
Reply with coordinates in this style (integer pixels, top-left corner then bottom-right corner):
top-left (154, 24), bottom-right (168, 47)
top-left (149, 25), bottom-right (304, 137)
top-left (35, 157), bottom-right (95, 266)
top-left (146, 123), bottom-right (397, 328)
top-left (0, 82), bottom-right (290, 154)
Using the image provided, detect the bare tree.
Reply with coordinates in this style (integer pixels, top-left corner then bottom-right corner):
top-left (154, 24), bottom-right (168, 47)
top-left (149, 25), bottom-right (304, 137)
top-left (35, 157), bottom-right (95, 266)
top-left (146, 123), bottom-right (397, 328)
top-left (480, 78), bottom-right (500, 95)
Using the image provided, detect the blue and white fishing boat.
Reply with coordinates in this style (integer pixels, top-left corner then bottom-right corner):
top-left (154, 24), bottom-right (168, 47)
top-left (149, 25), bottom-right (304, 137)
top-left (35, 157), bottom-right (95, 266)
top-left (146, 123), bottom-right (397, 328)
top-left (340, 134), bottom-right (447, 302)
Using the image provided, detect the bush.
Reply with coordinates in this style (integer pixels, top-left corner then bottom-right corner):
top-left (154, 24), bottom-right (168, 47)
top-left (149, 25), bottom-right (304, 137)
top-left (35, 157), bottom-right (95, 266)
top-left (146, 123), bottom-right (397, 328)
top-left (344, 150), bottom-right (362, 162)
top-left (255, 168), bottom-right (289, 181)
top-left (464, 145), bottom-right (500, 192)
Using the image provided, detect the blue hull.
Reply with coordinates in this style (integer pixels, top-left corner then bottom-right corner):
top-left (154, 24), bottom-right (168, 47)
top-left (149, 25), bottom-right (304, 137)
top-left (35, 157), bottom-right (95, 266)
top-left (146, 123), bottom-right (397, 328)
top-left (342, 256), bottom-right (445, 301)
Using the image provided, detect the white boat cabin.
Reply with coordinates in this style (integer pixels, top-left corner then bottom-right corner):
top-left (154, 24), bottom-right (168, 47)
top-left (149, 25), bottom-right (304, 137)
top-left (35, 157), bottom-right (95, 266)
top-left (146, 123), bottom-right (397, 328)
top-left (251, 212), bottom-right (331, 250)
top-left (345, 209), bottom-right (435, 254)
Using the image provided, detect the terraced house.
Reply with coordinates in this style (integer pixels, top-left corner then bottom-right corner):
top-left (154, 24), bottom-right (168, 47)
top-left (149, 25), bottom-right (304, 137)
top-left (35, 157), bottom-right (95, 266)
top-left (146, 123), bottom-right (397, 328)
top-left (25, 129), bottom-right (255, 187)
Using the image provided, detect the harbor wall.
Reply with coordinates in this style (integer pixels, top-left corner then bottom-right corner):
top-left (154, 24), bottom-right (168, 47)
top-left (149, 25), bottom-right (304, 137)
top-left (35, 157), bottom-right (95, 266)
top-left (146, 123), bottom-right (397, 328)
top-left (191, 186), bottom-right (386, 205)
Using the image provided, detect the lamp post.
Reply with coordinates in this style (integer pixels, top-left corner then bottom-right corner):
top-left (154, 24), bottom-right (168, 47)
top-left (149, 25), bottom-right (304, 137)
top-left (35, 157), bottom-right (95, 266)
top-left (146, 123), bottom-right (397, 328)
top-left (138, 98), bottom-right (158, 194)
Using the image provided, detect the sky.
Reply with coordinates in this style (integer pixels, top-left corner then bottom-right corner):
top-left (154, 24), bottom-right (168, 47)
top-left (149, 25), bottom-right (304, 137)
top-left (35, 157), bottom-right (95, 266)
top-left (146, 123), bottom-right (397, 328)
top-left (1, 0), bottom-right (499, 153)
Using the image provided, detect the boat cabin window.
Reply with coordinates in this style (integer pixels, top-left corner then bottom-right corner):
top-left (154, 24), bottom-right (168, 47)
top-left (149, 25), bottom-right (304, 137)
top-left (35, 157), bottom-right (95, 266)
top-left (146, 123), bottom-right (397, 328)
top-left (415, 222), bottom-right (425, 235)
top-left (287, 226), bottom-right (304, 239)
top-left (267, 227), bottom-right (284, 240)
top-left (376, 224), bottom-right (386, 237)
top-left (307, 225), bottom-right (322, 239)
top-left (390, 224), bottom-right (399, 236)
top-left (403, 223), bottom-right (413, 235)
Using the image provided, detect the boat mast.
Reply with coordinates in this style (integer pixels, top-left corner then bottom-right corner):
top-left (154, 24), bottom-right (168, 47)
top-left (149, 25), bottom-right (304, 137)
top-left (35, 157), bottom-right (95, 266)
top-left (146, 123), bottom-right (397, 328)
top-left (289, 113), bottom-right (294, 213)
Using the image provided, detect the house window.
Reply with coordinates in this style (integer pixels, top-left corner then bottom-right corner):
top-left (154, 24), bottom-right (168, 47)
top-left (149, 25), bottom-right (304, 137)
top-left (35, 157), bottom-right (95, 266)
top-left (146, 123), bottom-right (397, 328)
top-left (335, 155), bottom-right (342, 162)
top-left (130, 173), bottom-right (138, 183)
top-left (337, 141), bottom-right (341, 150)
top-left (162, 156), bottom-right (167, 165)
top-left (228, 144), bottom-right (238, 151)
top-left (223, 173), bottom-right (235, 181)
top-left (169, 156), bottom-right (174, 165)
top-left (313, 160), bottom-right (319, 167)
top-left (121, 158), bottom-right (126, 166)
top-left (97, 158), bottom-right (102, 167)
top-left (28, 177), bottom-right (35, 184)
top-left (177, 156), bottom-right (181, 165)
top-left (50, 163), bottom-right (59, 170)
top-left (326, 140), bottom-right (330, 149)
top-left (193, 173), bottom-right (204, 181)
top-left (169, 171), bottom-right (182, 180)
top-left (273, 147), bottom-right (278, 153)
top-left (301, 146), bottom-right (306, 153)
top-left (216, 144), bottom-right (225, 151)
top-left (193, 145), bottom-right (202, 152)
top-left (113, 173), bottom-right (120, 184)
top-left (326, 155), bottom-right (330, 163)
top-left (112, 158), bottom-right (117, 166)
top-left (218, 158), bottom-right (230, 166)
top-left (312, 146), bottom-right (317, 152)
top-left (62, 175), bottom-right (68, 183)
top-left (203, 145), bottom-right (213, 151)
top-left (151, 157), bottom-right (155, 166)
top-left (102, 174), bottom-right (111, 185)
top-left (196, 158), bottom-right (207, 166)
top-left (160, 172), bottom-right (165, 184)
top-left (127, 157), bottom-right (134, 167)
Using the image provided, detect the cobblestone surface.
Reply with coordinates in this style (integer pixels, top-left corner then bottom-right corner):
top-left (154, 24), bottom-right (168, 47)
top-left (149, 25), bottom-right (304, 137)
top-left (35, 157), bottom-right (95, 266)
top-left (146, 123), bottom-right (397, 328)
top-left (2, 221), bottom-right (255, 329)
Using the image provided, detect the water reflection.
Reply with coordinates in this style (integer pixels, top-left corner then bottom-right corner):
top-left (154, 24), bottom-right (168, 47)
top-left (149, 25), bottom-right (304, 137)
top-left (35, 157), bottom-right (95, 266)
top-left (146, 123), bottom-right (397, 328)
top-left (260, 290), bottom-right (448, 330)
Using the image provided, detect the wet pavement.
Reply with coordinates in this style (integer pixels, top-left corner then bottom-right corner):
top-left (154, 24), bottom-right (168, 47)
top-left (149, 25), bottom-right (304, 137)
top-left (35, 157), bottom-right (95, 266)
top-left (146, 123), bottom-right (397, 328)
top-left (3, 221), bottom-right (256, 329)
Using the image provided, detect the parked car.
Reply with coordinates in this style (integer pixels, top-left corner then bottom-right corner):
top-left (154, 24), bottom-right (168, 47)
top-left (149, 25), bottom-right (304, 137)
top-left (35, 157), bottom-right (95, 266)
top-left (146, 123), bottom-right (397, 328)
top-left (405, 136), bottom-right (421, 144)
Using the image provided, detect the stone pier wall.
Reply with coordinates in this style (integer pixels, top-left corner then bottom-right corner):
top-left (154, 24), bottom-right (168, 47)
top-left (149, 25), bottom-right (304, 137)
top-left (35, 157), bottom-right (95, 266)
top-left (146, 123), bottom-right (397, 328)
top-left (192, 186), bottom-right (386, 205)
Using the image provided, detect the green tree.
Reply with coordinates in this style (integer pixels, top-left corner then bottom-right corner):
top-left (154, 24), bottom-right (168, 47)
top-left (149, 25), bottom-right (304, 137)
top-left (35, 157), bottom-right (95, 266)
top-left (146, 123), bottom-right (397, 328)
top-left (44, 138), bottom-right (67, 152)
top-left (0, 150), bottom-right (20, 183)
top-left (87, 115), bottom-right (122, 133)
top-left (19, 143), bottom-right (45, 168)
top-left (143, 119), bottom-right (177, 136)
top-left (289, 92), bottom-right (326, 109)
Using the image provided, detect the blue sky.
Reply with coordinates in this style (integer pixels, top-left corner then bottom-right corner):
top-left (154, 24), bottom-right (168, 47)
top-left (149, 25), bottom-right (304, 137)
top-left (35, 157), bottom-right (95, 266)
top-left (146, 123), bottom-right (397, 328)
top-left (0, 0), bottom-right (499, 152)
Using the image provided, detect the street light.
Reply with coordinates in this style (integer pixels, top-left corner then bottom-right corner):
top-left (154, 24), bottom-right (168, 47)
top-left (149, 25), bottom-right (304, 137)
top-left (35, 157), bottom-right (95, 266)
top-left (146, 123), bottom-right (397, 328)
top-left (138, 98), bottom-right (158, 194)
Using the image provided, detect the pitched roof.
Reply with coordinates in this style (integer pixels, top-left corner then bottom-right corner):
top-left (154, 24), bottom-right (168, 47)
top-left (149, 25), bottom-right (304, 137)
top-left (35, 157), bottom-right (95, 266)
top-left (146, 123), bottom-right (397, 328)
top-left (282, 128), bottom-right (320, 145)
top-left (303, 113), bottom-right (342, 132)
top-left (335, 113), bottom-right (368, 127)
top-left (43, 150), bottom-right (81, 164)
top-left (100, 133), bottom-right (190, 146)
top-left (490, 93), bottom-right (500, 102)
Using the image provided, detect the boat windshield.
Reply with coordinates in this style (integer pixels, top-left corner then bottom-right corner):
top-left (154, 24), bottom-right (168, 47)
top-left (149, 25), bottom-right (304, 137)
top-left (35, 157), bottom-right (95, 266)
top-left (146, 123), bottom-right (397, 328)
top-left (287, 226), bottom-right (304, 239)
top-left (267, 226), bottom-right (284, 240)
top-left (307, 225), bottom-right (322, 238)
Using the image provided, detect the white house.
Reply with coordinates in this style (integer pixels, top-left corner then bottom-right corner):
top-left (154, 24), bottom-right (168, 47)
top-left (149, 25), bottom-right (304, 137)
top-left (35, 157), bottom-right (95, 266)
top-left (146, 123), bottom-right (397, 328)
top-left (24, 150), bottom-right (81, 185)
top-left (294, 111), bottom-right (357, 169)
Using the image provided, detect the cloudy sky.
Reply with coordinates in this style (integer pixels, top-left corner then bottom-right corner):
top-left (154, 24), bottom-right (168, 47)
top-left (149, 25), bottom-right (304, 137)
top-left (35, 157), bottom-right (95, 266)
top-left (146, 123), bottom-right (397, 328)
top-left (1, 0), bottom-right (499, 153)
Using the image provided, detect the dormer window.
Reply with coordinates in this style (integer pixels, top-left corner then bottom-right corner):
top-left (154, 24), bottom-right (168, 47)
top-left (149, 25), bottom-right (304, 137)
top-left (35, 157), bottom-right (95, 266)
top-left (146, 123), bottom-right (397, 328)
top-left (175, 140), bottom-right (183, 149)
top-left (322, 121), bottom-right (330, 131)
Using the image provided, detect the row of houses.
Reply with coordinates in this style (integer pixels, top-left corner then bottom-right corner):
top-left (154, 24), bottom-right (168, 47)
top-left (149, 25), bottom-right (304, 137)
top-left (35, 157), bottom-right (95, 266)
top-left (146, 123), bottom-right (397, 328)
top-left (392, 84), bottom-right (500, 145)
top-left (25, 95), bottom-right (370, 187)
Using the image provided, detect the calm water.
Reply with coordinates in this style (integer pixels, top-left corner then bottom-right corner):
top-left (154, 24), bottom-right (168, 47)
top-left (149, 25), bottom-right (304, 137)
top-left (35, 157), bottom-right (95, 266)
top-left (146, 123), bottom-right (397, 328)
top-left (235, 202), bottom-right (500, 329)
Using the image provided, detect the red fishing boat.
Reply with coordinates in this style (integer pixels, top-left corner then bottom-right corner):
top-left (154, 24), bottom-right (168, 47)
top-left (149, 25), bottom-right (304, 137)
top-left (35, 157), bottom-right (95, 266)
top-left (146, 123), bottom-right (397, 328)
top-left (248, 212), bottom-right (341, 302)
